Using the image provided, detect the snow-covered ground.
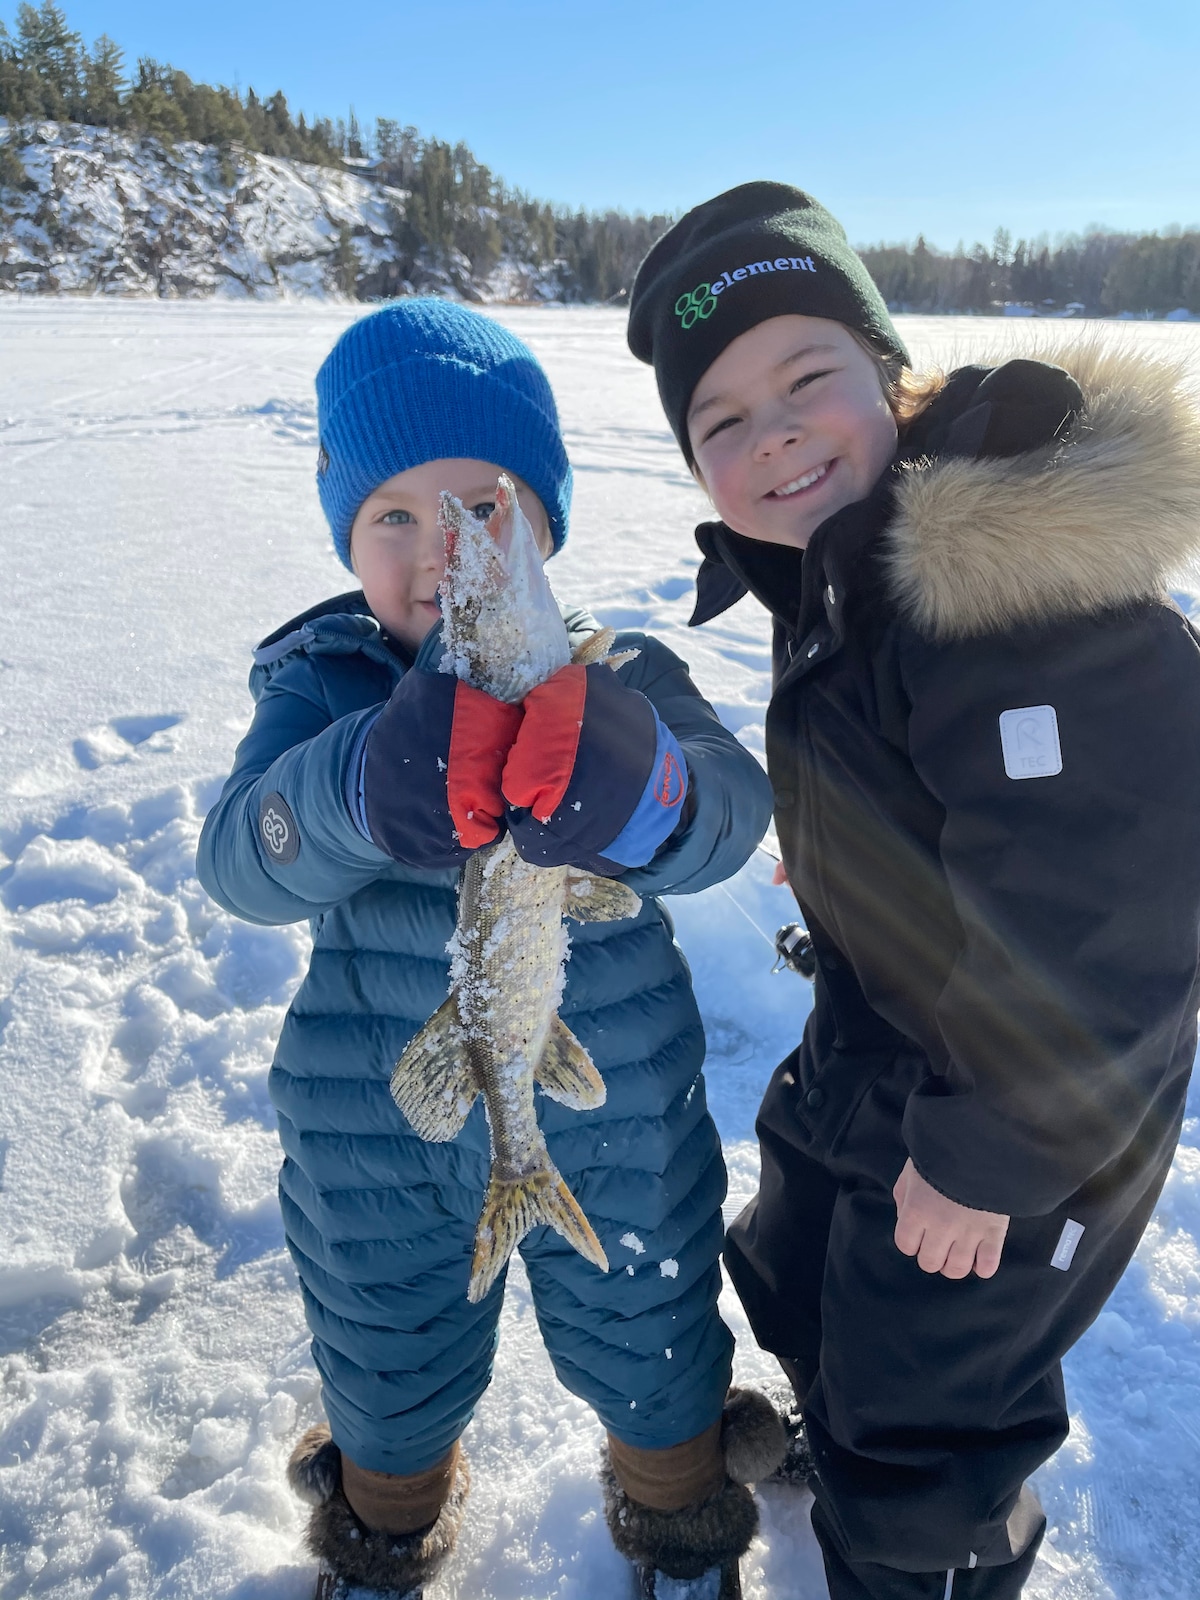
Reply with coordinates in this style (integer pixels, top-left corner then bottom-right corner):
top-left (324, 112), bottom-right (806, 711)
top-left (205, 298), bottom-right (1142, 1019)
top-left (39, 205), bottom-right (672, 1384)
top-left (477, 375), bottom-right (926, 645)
top-left (1, 303), bottom-right (1199, 1600)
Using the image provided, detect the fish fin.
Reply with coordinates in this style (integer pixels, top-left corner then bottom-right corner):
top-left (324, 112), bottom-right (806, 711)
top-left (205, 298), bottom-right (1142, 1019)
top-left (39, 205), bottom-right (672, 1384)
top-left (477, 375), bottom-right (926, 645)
top-left (468, 1163), bottom-right (609, 1303)
top-left (571, 626), bottom-right (616, 666)
top-left (570, 627), bottom-right (640, 674)
top-left (604, 648), bottom-right (641, 672)
top-left (390, 995), bottom-right (478, 1141)
top-left (535, 1015), bottom-right (606, 1109)
top-left (563, 873), bottom-right (642, 922)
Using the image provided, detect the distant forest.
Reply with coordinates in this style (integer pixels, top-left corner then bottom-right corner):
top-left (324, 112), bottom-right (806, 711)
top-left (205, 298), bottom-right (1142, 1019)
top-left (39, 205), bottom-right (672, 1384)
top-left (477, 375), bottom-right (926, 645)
top-left (1, 1), bottom-right (1197, 314)
top-left (860, 228), bottom-right (1200, 319)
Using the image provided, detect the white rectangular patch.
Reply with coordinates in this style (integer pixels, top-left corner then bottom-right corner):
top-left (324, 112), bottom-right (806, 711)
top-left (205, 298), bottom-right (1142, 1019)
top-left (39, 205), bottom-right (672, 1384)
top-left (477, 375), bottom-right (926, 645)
top-left (999, 705), bottom-right (1062, 780)
top-left (1051, 1218), bottom-right (1085, 1271)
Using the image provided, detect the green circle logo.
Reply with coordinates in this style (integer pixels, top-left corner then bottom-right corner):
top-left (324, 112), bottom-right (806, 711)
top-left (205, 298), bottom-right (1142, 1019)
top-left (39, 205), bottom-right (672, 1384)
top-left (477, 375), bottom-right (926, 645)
top-left (674, 283), bottom-right (717, 329)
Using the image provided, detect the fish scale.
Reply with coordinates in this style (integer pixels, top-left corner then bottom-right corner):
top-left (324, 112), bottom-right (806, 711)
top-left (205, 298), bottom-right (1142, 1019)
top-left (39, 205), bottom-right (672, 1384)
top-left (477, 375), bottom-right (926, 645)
top-left (390, 475), bottom-right (641, 1302)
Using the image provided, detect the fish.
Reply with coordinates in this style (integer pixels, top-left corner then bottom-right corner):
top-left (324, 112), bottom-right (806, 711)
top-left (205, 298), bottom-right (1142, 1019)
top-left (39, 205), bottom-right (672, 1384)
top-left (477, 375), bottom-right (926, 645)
top-left (389, 474), bottom-right (642, 1303)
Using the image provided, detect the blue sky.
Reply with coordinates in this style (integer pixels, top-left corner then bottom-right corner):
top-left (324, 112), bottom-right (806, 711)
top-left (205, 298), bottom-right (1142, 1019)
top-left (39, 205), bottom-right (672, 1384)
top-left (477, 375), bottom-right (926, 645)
top-left (27, 0), bottom-right (1200, 248)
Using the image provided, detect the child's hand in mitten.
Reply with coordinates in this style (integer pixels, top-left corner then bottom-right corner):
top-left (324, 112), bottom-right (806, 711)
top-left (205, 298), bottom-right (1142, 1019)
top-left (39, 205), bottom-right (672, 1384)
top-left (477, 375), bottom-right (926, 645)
top-left (360, 669), bottom-right (523, 868)
top-left (892, 1158), bottom-right (1010, 1280)
top-left (502, 663), bottom-right (689, 876)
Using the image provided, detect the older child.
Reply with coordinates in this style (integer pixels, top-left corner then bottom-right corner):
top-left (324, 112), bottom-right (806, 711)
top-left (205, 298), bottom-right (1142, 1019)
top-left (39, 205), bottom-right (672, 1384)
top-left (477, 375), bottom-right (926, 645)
top-left (627, 182), bottom-right (1200, 1600)
top-left (197, 300), bottom-right (781, 1600)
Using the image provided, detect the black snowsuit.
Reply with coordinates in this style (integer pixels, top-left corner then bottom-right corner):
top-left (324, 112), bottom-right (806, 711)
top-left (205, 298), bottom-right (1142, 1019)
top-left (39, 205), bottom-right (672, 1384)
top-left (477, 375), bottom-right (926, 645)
top-left (695, 349), bottom-right (1200, 1599)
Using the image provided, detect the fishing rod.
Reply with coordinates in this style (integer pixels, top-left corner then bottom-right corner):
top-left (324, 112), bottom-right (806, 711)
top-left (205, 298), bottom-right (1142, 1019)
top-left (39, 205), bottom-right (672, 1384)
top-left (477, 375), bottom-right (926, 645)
top-left (715, 845), bottom-right (817, 980)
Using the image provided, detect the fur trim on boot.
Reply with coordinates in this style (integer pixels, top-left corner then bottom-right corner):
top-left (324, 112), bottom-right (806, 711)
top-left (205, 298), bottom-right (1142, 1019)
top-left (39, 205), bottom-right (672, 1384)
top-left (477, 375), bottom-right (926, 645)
top-left (288, 1424), bottom-right (343, 1506)
top-left (720, 1386), bottom-right (787, 1485)
top-left (600, 1388), bottom-right (782, 1596)
top-left (600, 1449), bottom-right (756, 1581)
top-left (287, 1424), bottom-right (469, 1597)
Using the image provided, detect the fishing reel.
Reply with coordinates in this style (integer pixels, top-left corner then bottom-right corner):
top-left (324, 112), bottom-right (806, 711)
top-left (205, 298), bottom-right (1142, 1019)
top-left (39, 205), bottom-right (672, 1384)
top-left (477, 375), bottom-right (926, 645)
top-left (772, 922), bottom-right (817, 979)
top-left (715, 852), bottom-right (817, 979)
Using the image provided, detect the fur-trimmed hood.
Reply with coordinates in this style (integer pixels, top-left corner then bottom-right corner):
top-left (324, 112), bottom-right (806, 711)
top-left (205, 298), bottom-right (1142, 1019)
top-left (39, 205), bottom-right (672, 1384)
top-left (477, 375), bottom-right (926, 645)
top-left (886, 343), bottom-right (1200, 639)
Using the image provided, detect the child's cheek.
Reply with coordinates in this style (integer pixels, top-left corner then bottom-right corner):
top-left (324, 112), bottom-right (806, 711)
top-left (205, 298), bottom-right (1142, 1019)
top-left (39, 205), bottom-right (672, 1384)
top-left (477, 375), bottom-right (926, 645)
top-left (698, 450), bottom-right (737, 524)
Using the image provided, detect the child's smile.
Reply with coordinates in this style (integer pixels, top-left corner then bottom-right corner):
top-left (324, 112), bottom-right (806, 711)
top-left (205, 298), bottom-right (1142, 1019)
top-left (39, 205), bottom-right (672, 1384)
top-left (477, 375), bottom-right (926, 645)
top-left (687, 315), bottom-right (898, 549)
top-left (764, 458), bottom-right (833, 500)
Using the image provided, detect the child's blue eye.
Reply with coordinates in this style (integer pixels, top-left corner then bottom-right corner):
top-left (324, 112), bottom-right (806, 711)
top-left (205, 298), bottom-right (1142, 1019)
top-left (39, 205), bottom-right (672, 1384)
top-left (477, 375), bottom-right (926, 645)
top-left (380, 508), bottom-right (415, 525)
top-left (469, 502), bottom-right (497, 522)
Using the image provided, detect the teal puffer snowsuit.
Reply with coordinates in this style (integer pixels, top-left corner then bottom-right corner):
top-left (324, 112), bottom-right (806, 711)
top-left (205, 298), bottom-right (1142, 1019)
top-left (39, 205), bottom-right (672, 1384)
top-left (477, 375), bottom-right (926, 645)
top-left (197, 593), bottom-right (773, 1475)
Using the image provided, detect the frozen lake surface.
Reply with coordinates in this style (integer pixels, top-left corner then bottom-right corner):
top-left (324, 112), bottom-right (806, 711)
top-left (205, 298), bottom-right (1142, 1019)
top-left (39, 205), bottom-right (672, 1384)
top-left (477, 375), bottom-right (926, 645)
top-left (2, 302), bottom-right (1200, 1599)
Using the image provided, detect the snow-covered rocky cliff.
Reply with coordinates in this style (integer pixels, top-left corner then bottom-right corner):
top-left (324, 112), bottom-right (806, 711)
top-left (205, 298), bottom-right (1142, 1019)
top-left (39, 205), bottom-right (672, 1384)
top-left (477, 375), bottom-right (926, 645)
top-left (0, 119), bottom-right (563, 300)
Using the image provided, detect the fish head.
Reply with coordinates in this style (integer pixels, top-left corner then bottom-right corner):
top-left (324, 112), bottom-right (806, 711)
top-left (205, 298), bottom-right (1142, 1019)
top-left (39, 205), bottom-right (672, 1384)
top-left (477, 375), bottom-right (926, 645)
top-left (438, 474), bottom-right (570, 702)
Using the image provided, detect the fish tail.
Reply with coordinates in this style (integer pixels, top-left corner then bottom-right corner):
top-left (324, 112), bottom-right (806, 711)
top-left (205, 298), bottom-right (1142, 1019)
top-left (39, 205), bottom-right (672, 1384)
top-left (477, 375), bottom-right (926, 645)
top-left (467, 1164), bottom-right (609, 1303)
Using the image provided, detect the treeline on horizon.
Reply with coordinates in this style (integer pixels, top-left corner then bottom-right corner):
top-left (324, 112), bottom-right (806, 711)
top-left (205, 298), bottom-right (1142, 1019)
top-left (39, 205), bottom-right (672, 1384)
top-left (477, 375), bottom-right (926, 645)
top-left (1, 2), bottom-right (1196, 314)
top-left (860, 227), bottom-right (1200, 318)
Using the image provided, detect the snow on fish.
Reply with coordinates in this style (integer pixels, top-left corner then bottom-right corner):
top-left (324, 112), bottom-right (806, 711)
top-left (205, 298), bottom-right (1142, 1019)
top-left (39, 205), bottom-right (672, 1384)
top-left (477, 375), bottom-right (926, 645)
top-left (389, 475), bottom-right (641, 1303)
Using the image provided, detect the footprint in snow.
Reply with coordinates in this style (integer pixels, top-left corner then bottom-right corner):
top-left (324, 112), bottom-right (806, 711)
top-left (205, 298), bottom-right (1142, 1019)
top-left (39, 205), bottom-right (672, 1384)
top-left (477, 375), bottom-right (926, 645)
top-left (73, 712), bottom-right (184, 769)
top-left (239, 397), bottom-right (318, 445)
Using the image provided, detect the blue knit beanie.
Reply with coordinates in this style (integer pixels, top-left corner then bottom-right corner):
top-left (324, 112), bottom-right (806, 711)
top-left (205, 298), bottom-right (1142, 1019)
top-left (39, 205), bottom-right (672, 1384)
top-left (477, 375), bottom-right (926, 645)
top-left (316, 299), bottom-right (573, 567)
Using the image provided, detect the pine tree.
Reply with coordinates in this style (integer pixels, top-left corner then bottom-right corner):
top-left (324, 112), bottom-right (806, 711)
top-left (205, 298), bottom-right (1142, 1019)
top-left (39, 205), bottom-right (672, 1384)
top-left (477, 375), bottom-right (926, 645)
top-left (82, 32), bottom-right (122, 125)
top-left (15, 1), bottom-right (81, 115)
top-left (346, 106), bottom-right (365, 160)
top-left (125, 56), bottom-right (186, 143)
top-left (0, 19), bottom-right (29, 118)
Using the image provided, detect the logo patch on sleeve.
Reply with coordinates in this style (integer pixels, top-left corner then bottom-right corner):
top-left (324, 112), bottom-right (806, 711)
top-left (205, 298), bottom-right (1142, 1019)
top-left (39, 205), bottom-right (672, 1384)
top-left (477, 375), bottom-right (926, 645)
top-left (654, 750), bottom-right (686, 808)
top-left (999, 705), bottom-right (1062, 780)
top-left (259, 792), bottom-right (299, 863)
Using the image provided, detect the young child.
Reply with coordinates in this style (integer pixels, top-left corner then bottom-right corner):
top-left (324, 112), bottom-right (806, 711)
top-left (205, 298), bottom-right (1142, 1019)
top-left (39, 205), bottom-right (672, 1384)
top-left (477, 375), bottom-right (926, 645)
top-left (197, 299), bottom-right (783, 1600)
top-left (627, 182), bottom-right (1200, 1600)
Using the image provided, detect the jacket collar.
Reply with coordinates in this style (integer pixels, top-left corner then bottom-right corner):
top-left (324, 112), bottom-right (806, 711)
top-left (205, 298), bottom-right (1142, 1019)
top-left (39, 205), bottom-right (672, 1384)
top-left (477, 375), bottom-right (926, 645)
top-left (689, 522), bottom-right (801, 630)
top-left (689, 476), bottom-right (895, 635)
top-left (253, 590), bottom-right (415, 671)
top-left (254, 588), bottom-right (372, 651)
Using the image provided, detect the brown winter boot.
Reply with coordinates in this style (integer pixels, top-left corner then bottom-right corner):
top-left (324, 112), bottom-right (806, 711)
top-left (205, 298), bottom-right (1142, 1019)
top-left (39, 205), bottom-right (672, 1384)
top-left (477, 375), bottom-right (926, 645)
top-left (287, 1424), bottom-right (469, 1599)
top-left (601, 1387), bottom-right (787, 1600)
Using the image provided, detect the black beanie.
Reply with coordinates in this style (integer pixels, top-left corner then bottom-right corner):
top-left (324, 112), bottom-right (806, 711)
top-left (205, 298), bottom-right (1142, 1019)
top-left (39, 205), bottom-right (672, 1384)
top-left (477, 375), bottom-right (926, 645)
top-left (627, 181), bottom-right (908, 461)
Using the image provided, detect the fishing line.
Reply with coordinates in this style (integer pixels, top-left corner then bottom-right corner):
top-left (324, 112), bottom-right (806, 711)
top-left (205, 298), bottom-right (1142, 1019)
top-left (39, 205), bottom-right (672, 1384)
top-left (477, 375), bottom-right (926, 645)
top-left (713, 879), bottom-right (816, 979)
top-left (715, 881), bottom-right (778, 951)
